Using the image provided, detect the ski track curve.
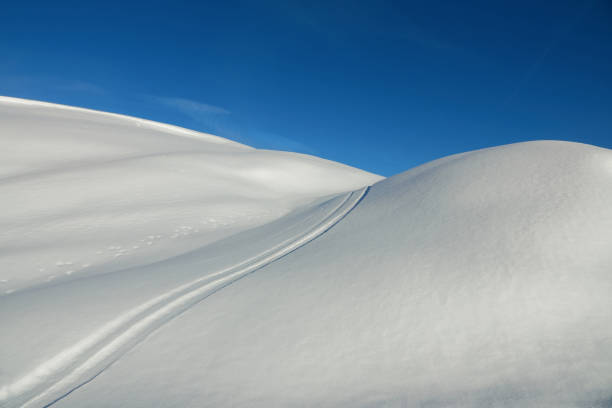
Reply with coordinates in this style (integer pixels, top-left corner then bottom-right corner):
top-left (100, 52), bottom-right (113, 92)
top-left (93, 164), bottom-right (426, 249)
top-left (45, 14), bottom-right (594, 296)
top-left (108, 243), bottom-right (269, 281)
top-left (0, 186), bottom-right (369, 408)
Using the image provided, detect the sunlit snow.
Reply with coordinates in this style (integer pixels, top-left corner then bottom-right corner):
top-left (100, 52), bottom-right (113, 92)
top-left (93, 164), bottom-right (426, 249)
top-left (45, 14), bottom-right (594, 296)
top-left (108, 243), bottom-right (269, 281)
top-left (1, 97), bottom-right (611, 408)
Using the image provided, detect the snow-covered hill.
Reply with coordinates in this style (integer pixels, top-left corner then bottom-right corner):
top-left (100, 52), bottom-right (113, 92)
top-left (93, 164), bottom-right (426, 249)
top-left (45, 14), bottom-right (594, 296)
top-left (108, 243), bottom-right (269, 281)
top-left (0, 96), bottom-right (382, 294)
top-left (1, 98), bottom-right (611, 408)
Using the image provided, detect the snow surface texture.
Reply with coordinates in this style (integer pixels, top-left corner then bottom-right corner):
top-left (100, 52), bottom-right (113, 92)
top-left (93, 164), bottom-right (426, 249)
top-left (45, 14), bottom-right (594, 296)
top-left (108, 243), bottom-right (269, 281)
top-left (1, 187), bottom-right (368, 408)
top-left (2, 98), bottom-right (612, 408)
top-left (0, 96), bottom-right (382, 294)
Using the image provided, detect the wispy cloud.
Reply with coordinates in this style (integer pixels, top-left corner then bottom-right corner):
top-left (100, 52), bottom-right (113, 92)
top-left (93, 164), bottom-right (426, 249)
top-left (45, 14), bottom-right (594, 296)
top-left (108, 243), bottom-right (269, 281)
top-left (152, 96), bottom-right (230, 119)
top-left (149, 95), bottom-right (317, 154)
top-left (149, 95), bottom-right (232, 141)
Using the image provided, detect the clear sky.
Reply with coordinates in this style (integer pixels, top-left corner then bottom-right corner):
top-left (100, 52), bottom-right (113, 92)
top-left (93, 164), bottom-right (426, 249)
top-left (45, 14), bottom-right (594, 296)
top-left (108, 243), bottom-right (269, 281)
top-left (1, 0), bottom-right (611, 176)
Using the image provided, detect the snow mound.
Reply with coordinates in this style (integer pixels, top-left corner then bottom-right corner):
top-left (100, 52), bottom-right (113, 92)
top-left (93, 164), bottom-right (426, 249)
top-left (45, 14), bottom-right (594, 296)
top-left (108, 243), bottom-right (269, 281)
top-left (37, 140), bottom-right (611, 407)
top-left (0, 96), bottom-right (382, 293)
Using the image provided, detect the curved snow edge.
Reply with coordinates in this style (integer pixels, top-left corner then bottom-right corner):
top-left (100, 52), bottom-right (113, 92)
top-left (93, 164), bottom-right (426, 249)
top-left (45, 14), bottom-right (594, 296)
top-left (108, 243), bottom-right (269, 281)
top-left (0, 95), bottom-right (250, 148)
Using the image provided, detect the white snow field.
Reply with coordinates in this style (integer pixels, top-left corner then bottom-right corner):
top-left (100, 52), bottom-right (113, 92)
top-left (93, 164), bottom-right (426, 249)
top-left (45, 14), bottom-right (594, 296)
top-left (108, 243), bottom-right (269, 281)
top-left (0, 96), bottom-right (382, 294)
top-left (1, 97), bottom-right (612, 408)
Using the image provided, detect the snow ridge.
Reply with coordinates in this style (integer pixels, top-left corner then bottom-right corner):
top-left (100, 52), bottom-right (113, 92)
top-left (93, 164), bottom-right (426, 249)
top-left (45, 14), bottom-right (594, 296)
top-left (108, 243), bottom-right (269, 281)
top-left (0, 187), bottom-right (368, 408)
top-left (0, 96), bottom-right (245, 147)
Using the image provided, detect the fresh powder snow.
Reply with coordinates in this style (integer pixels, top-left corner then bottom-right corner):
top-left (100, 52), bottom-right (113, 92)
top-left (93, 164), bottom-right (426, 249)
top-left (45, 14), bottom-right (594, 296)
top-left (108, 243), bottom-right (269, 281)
top-left (0, 96), bottom-right (382, 294)
top-left (1, 97), bottom-right (611, 408)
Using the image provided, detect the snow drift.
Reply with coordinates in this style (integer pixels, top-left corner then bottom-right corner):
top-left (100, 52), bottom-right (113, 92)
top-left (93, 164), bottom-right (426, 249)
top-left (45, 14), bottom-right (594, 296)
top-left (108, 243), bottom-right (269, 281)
top-left (1, 97), bottom-right (611, 408)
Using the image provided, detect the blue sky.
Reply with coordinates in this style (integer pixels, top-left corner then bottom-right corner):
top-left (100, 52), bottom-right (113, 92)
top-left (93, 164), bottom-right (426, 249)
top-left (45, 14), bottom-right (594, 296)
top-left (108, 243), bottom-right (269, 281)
top-left (1, 0), bottom-right (611, 176)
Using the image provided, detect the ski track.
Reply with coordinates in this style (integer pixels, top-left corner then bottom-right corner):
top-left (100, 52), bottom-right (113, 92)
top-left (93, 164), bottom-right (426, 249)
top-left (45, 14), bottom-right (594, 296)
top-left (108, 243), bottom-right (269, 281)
top-left (0, 186), bottom-right (369, 408)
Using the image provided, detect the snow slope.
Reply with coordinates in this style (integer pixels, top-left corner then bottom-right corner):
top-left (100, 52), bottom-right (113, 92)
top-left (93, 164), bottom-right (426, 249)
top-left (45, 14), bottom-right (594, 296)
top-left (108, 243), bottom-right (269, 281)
top-left (1, 187), bottom-right (369, 408)
top-left (0, 96), bottom-right (382, 294)
top-left (1, 98), bottom-right (612, 408)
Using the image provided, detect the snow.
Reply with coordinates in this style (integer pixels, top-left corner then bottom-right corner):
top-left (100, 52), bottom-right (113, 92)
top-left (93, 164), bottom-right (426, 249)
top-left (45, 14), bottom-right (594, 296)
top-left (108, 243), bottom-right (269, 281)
top-left (0, 96), bottom-right (382, 294)
top-left (0, 187), bottom-right (368, 408)
top-left (1, 97), bottom-right (612, 407)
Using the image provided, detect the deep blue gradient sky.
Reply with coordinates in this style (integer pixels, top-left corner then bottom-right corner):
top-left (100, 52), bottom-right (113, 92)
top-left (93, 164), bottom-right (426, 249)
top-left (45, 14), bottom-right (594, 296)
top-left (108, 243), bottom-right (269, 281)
top-left (1, 1), bottom-right (611, 176)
